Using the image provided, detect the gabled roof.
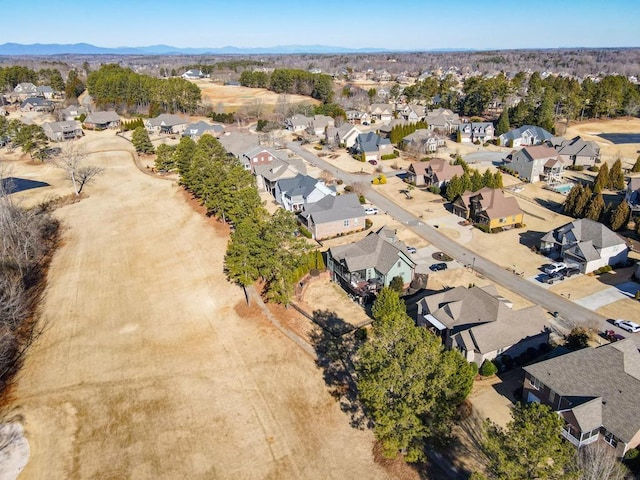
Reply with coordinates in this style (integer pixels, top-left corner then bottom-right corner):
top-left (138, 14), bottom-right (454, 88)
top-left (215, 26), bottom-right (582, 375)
top-left (355, 132), bottom-right (391, 153)
top-left (518, 145), bottom-right (560, 161)
top-left (146, 113), bottom-right (187, 127)
top-left (254, 158), bottom-right (304, 182)
top-left (408, 162), bottom-right (429, 176)
top-left (277, 174), bottom-right (335, 201)
top-left (524, 339), bottom-right (640, 443)
top-left (329, 227), bottom-right (415, 275)
top-left (183, 121), bottom-right (223, 137)
top-left (84, 111), bottom-right (120, 124)
top-left (20, 97), bottom-right (52, 107)
top-left (218, 131), bottom-right (260, 157)
top-left (428, 158), bottom-right (464, 182)
top-left (499, 125), bottom-right (553, 142)
top-left (458, 187), bottom-right (522, 219)
top-left (300, 193), bottom-right (365, 224)
top-left (547, 218), bottom-right (627, 251)
top-left (553, 136), bottom-right (600, 157)
top-left (43, 121), bottom-right (82, 133)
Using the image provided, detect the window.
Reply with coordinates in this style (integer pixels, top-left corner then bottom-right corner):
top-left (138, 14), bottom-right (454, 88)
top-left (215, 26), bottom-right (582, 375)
top-left (603, 430), bottom-right (618, 448)
top-left (499, 217), bottom-right (506, 223)
top-left (343, 219), bottom-right (349, 227)
top-left (549, 390), bottom-right (556, 405)
top-left (530, 376), bottom-right (544, 391)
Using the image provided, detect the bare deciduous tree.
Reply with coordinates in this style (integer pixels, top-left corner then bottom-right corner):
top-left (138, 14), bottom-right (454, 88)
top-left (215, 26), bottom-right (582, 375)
top-left (578, 442), bottom-right (631, 480)
top-left (55, 142), bottom-right (103, 196)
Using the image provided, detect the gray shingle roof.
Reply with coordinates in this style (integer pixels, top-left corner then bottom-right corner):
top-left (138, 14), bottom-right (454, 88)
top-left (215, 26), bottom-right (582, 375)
top-left (299, 193), bottom-right (365, 224)
top-left (183, 121), bottom-right (222, 137)
top-left (354, 132), bottom-right (390, 153)
top-left (524, 340), bottom-right (640, 443)
top-left (500, 125), bottom-right (553, 143)
top-left (146, 113), bottom-right (186, 127)
top-left (84, 111), bottom-right (120, 124)
top-left (550, 218), bottom-right (626, 251)
top-left (218, 132), bottom-right (260, 157)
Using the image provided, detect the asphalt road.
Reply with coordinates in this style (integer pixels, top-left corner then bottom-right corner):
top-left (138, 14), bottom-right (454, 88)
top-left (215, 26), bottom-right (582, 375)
top-left (287, 142), bottom-right (634, 342)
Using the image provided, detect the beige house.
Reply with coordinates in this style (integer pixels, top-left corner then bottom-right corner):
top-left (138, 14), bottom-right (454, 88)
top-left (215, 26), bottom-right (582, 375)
top-left (42, 121), bottom-right (83, 142)
top-left (298, 193), bottom-right (365, 240)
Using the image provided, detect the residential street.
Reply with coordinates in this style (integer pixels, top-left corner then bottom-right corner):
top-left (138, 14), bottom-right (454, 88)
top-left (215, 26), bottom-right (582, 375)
top-left (287, 142), bottom-right (634, 342)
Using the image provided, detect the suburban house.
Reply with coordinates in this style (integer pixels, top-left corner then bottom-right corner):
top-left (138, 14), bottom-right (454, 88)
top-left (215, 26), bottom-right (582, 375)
top-left (218, 131), bottom-right (260, 158)
top-left (13, 82), bottom-right (37, 96)
top-left (504, 145), bottom-right (564, 183)
top-left (498, 125), bottom-right (553, 147)
top-left (369, 104), bottom-right (394, 124)
top-left (298, 193), bottom-right (366, 240)
top-left (254, 158), bottom-right (306, 196)
top-left (307, 115), bottom-right (335, 136)
top-left (327, 226), bottom-right (416, 301)
top-left (425, 108), bottom-right (461, 134)
top-left (60, 105), bottom-right (87, 121)
top-left (351, 132), bottom-right (393, 162)
top-left (345, 110), bottom-right (370, 125)
top-left (285, 114), bottom-right (311, 132)
top-left (181, 69), bottom-right (204, 79)
top-left (325, 123), bottom-right (361, 148)
top-left (145, 114), bottom-right (188, 135)
top-left (401, 129), bottom-right (445, 153)
top-left (625, 177), bottom-right (640, 214)
top-left (20, 97), bottom-right (54, 112)
top-left (417, 285), bottom-right (550, 366)
top-left (547, 136), bottom-right (601, 167)
top-left (182, 121), bottom-right (224, 140)
top-left (523, 339), bottom-right (640, 457)
top-left (42, 121), bottom-right (83, 142)
top-left (406, 159), bottom-right (464, 188)
top-left (452, 187), bottom-right (523, 230)
top-left (539, 218), bottom-right (628, 273)
top-left (36, 86), bottom-right (55, 99)
top-left (240, 146), bottom-right (288, 172)
top-left (274, 174), bottom-right (335, 212)
top-left (83, 111), bottom-right (121, 130)
top-left (458, 122), bottom-right (495, 144)
top-left (399, 104), bottom-right (425, 122)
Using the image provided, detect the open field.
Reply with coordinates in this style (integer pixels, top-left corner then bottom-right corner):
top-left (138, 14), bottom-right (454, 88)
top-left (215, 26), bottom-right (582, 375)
top-left (563, 118), bottom-right (640, 167)
top-left (190, 79), bottom-right (321, 112)
top-left (1, 134), bottom-right (391, 479)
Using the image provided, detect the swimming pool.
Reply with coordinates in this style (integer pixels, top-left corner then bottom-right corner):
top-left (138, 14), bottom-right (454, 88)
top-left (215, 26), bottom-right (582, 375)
top-left (547, 183), bottom-right (574, 195)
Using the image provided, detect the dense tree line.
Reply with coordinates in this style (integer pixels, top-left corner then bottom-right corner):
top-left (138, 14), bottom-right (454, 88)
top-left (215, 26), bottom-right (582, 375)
top-left (355, 287), bottom-right (475, 462)
top-left (87, 64), bottom-right (201, 114)
top-left (170, 135), bottom-right (310, 304)
top-left (239, 68), bottom-right (334, 103)
top-left (0, 181), bottom-right (60, 392)
top-left (444, 158), bottom-right (504, 201)
top-left (0, 116), bottom-right (49, 160)
top-left (0, 65), bottom-right (65, 93)
top-left (183, 60), bottom-right (265, 75)
top-left (390, 121), bottom-right (428, 145)
top-left (563, 180), bottom-right (631, 232)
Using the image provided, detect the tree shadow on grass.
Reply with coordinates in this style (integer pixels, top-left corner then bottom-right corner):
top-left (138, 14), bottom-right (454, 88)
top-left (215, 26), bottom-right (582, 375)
top-left (309, 309), bottom-right (371, 430)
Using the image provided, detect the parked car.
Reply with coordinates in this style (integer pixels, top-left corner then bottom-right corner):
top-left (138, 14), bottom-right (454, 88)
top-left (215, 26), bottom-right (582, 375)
top-left (364, 206), bottom-right (378, 215)
top-left (429, 262), bottom-right (448, 271)
top-left (544, 262), bottom-right (567, 275)
top-left (563, 266), bottom-right (580, 277)
top-left (406, 246), bottom-right (417, 254)
top-left (614, 319), bottom-right (640, 333)
top-left (542, 272), bottom-right (564, 284)
top-left (368, 160), bottom-right (377, 165)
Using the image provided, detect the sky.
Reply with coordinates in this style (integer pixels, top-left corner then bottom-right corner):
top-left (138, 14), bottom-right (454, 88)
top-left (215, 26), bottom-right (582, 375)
top-left (2, 0), bottom-right (639, 51)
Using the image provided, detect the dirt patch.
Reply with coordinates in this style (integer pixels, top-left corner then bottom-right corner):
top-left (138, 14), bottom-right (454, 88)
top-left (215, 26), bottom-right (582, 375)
top-left (4, 132), bottom-right (391, 479)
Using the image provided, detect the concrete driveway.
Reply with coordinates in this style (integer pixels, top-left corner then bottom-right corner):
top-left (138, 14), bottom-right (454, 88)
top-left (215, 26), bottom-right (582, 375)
top-left (425, 215), bottom-right (474, 245)
top-left (575, 281), bottom-right (640, 310)
top-left (463, 151), bottom-right (507, 166)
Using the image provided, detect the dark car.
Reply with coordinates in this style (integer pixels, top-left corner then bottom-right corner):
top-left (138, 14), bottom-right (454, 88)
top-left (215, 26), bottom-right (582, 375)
top-left (564, 266), bottom-right (580, 277)
top-left (368, 160), bottom-right (377, 165)
top-left (429, 262), bottom-right (448, 272)
top-left (542, 271), bottom-right (565, 284)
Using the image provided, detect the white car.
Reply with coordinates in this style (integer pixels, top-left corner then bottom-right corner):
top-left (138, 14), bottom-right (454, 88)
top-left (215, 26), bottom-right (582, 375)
top-left (364, 207), bottom-right (378, 215)
top-left (614, 319), bottom-right (640, 333)
top-left (544, 262), bottom-right (567, 275)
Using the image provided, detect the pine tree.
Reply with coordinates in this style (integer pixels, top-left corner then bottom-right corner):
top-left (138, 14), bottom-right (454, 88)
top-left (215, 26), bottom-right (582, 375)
top-left (610, 200), bottom-right (630, 231)
top-left (131, 126), bottom-right (154, 154)
top-left (471, 170), bottom-right (484, 192)
top-left (493, 171), bottom-right (504, 189)
top-left (575, 185), bottom-right (592, 218)
top-left (563, 183), bottom-right (582, 216)
top-left (585, 193), bottom-right (605, 221)
top-left (496, 108), bottom-right (510, 136)
top-left (593, 162), bottom-right (609, 193)
top-left (445, 175), bottom-right (463, 201)
top-left (482, 168), bottom-right (494, 188)
top-left (608, 159), bottom-right (625, 190)
top-left (631, 156), bottom-right (640, 173)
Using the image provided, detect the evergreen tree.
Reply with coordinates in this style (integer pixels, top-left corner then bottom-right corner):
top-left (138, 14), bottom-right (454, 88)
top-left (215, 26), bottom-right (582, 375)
top-left (631, 156), bottom-right (640, 173)
top-left (174, 136), bottom-right (197, 176)
top-left (224, 215), bottom-right (264, 286)
top-left (495, 108), bottom-right (510, 136)
top-left (585, 192), bottom-right (605, 221)
top-left (154, 143), bottom-right (176, 171)
top-left (610, 200), bottom-right (630, 231)
top-left (608, 159), bottom-right (625, 190)
top-left (471, 170), bottom-right (484, 192)
top-left (482, 168), bottom-right (494, 188)
top-left (445, 174), bottom-right (463, 201)
top-left (131, 126), bottom-right (154, 154)
top-left (575, 185), bottom-right (592, 218)
top-left (371, 287), bottom-right (406, 321)
top-left (563, 183), bottom-right (582, 215)
top-left (593, 162), bottom-right (609, 193)
top-left (493, 171), bottom-right (504, 189)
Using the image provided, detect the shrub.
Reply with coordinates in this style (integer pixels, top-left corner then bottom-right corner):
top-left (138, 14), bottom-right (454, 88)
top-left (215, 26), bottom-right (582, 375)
top-left (336, 179), bottom-right (343, 185)
top-left (475, 223), bottom-right (490, 233)
top-left (588, 165), bottom-right (600, 172)
top-left (365, 218), bottom-right (373, 229)
top-left (358, 194), bottom-right (366, 204)
top-left (480, 360), bottom-right (498, 377)
top-left (469, 362), bottom-right (479, 377)
top-left (573, 165), bottom-right (584, 171)
top-left (343, 185), bottom-right (353, 192)
top-left (381, 153), bottom-right (397, 160)
top-left (299, 226), bottom-right (312, 239)
top-left (313, 145), bottom-right (322, 150)
top-left (378, 174), bottom-right (387, 184)
top-left (372, 178), bottom-right (380, 185)
top-left (624, 448), bottom-right (640, 473)
top-left (428, 185), bottom-right (441, 194)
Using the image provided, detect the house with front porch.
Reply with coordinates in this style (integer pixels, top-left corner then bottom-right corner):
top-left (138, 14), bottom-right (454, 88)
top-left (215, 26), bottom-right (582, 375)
top-left (298, 193), bottom-right (365, 240)
top-left (425, 108), bottom-right (461, 134)
top-left (325, 123), bottom-right (361, 149)
top-left (523, 339), bottom-right (640, 457)
top-left (504, 145), bottom-right (564, 183)
top-left (327, 226), bottom-right (416, 300)
top-left (42, 121), bottom-right (83, 142)
top-left (145, 114), bottom-right (188, 135)
top-left (351, 132), bottom-right (393, 162)
top-left (83, 111), bottom-right (121, 130)
top-left (369, 103), bottom-right (394, 124)
top-left (254, 158), bottom-right (306, 196)
top-left (274, 174), bottom-right (335, 212)
top-left (182, 121), bottom-right (224, 140)
top-left (20, 97), bottom-right (54, 112)
top-left (539, 218), bottom-right (628, 273)
top-left (417, 285), bottom-right (550, 366)
top-left (498, 125), bottom-right (553, 147)
top-left (458, 122), bottom-right (495, 144)
top-left (452, 187), bottom-right (523, 230)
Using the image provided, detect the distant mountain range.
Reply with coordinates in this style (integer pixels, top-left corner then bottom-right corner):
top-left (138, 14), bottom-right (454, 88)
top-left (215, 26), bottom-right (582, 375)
top-left (0, 42), bottom-right (476, 56)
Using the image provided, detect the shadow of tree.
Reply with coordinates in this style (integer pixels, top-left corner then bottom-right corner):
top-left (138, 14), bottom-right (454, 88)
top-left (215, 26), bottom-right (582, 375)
top-left (309, 310), bottom-right (371, 430)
